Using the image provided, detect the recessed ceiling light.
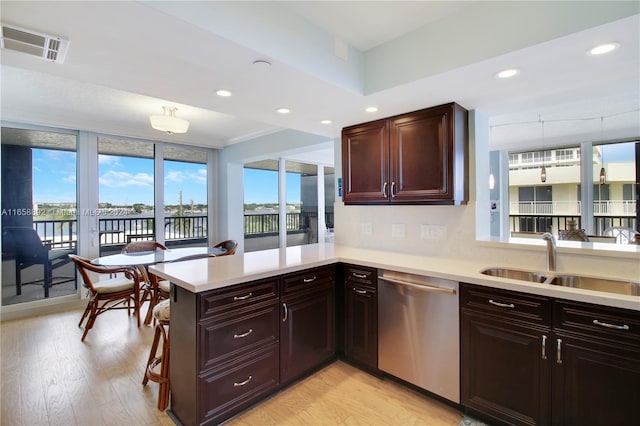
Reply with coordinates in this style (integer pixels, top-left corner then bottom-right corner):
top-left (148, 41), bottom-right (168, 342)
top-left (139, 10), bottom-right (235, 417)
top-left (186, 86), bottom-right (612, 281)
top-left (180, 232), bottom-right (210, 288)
top-left (216, 89), bottom-right (232, 97)
top-left (588, 42), bottom-right (619, 56)
top-left (365, 106), bottom-right (378, 113)
top-left (496, 68), bottom-right (520, 79)
top-left (276, 108), bottom-right (291, 114)
top-left (321, 120), bottom-right (332, 125)
top-left (253, 59), bottom-right (271, 67)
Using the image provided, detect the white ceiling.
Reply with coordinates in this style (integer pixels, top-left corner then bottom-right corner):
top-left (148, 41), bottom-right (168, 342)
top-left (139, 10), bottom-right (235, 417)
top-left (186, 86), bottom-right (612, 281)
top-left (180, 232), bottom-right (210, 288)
top-left (1, 1), bottom-right (638, 159)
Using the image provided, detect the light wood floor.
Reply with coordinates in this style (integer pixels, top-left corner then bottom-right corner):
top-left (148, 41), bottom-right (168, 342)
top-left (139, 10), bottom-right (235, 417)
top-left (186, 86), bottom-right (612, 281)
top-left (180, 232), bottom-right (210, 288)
top-left (1, 306), bottom-right (463, 426)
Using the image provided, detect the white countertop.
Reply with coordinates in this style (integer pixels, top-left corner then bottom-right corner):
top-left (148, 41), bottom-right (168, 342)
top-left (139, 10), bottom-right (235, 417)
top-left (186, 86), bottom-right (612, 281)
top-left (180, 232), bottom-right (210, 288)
top-left (149, 243), bottom-right (640, 311)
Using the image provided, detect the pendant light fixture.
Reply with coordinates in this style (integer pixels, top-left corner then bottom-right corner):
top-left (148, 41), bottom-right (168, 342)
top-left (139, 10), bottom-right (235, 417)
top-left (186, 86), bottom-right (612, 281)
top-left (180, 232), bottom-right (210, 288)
top-left (540, 118), bottom-right (547, 183)
top-left (599, 116), bottom-right (606, 185)
top-left (150, 106), bottom-right (190, 134)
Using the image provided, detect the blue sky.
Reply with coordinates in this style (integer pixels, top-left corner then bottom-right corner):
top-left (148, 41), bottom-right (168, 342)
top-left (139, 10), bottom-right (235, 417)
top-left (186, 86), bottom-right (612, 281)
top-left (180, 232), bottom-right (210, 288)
top-left (32, 149), bottom-right (300, 205)
top-left (243, 168), bottom-right (301, 204)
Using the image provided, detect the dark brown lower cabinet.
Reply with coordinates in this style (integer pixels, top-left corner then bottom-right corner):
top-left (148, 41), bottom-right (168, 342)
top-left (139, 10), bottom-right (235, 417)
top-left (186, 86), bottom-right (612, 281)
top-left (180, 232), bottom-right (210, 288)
top-left (461, 310), bottom-right (550, 426)
top-left (461, 284), bottom-right (640, 426)
top-left (280, 281), bottom-right (335, 384)
top-left (343, 265), bottom-right (377, 369)
top-left (551, 300), bottom-right (640, 426)
top-left (170, 267), bottom-right (335, 426)
top-left (198, 343), bottom-right (279, 424)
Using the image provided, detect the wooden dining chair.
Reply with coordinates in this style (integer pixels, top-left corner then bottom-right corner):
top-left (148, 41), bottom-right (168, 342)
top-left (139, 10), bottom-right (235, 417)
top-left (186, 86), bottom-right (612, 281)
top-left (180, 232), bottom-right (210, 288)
top-left (69, 254), bottom-right (140, 341)
top-left (213, 239), bottom-right (238, 256)
top-left (122, 241), bottom-right (167, 325)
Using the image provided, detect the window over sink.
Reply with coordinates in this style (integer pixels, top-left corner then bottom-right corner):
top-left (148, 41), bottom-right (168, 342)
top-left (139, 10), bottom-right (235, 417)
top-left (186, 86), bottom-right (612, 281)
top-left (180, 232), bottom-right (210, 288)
top-left (496, 139), bottom-right (638, 247)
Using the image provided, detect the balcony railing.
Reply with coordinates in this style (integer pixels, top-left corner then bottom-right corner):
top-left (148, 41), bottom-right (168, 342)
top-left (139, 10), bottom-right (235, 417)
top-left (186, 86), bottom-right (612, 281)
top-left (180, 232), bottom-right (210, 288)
top-left (31, 214), bottom-right (209, 252)
top-left (510, 214), bottom-right (637, 237)
top-left (244, 212), bottom-right (335, 235)
top-left (510, 200), bottom-right (636, 216)
top-left (32, 212), bottom-right (335, 251)
top-left (33, 219), bottom-right (76, 249)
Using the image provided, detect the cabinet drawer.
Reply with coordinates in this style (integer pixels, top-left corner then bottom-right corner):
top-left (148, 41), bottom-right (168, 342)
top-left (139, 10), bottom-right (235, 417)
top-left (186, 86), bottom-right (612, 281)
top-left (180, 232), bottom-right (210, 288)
top-left (344, 265), bottom-right (376, 289)
top-left (553, 300), bottom-right (640, 347)
top-left (198, 344), bottom-right (279, 425)
top-left (282, 266), bottom-right (335, 295)
top-left (199, 277), bottom-right (278, 320)
top-left (461, 283), bottom-right (551, 326)
top-left (199, 303), bottom-right (279, 371)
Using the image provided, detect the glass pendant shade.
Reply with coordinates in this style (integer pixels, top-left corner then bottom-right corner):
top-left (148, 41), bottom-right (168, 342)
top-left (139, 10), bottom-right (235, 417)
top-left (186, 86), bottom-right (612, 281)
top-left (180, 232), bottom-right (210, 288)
top-left (540, 165), bottom-right (547, 183)
top-left (150, 107), bottom-right (189, 134)
top-left (599, 167), bottom-right (606, 185)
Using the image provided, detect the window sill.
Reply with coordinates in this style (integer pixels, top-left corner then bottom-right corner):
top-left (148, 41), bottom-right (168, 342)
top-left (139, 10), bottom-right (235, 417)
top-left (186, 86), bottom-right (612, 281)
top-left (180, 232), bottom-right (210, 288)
top-left (477, 236), bottom-right (640, 260)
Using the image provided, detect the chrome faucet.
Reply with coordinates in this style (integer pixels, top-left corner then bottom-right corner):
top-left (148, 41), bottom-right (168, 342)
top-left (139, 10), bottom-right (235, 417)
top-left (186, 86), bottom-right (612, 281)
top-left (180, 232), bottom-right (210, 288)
top-left (541, 232), bottom-right (556, 271)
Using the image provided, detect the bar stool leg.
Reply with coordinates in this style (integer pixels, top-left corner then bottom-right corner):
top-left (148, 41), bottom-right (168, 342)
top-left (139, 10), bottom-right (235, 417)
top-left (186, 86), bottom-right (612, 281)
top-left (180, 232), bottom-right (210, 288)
top-left (157, 324), bottom-right (170, 410)
top-left (142, 324), bottom-right (161, 386)
top-left (143, 319), bottom-right (170, 411)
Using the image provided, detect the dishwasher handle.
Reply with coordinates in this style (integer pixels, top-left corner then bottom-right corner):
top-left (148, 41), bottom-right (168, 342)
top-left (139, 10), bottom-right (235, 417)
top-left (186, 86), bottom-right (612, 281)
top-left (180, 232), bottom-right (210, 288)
top-left (378, 276), bottom-right (456, 295)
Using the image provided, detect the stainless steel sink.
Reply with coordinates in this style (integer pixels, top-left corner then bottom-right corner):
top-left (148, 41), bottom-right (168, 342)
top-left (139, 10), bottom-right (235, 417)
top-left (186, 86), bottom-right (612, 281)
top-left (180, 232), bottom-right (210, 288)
top-left (549, 275), bottom-right (640, 296)
top-left (481, 268), bottom-right (548, 283)
top-left (481, 267), bottom-right (640, 297)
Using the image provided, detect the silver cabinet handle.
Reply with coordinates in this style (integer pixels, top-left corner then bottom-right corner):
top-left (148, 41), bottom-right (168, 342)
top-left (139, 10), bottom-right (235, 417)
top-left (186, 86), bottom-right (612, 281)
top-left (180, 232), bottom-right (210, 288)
top-left (233, 292), bottom-right (252, 301)
top-left (391, 181), bottom-right (396, 198)
top-left (593, 319), bottom-right (630, 330)
top-left (556, 339), bottom-right (563, 364)
top-left (303, 276), bottom-right (317, 283)
top-left (541, 335), bottom-right (547, 360)
top-left (353, 287), bottom-right (367, 295)
top-left (233, 329), bottom-right (253, 339)
top-left (282, 302), bottom-right (288, 322)
top-left (489, 299), bottom-right (515, 309)
top-left (233, 375), bottom-right (252, 387)
top-left (383, 182), bottom-right (388, 198)
top-left (352, 272), bottom-right (367, 279)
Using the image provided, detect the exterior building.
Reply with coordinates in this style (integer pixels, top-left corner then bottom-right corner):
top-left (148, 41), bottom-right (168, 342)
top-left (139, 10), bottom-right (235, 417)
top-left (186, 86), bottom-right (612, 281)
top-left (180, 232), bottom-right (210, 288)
top-left (508, 145), bottom-right (637, 236)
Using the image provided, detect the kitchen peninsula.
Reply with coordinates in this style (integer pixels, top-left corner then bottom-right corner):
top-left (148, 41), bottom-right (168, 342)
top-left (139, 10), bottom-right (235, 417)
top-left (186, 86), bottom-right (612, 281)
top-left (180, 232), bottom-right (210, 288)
top-left (150, 243), bottom-right (640, 426)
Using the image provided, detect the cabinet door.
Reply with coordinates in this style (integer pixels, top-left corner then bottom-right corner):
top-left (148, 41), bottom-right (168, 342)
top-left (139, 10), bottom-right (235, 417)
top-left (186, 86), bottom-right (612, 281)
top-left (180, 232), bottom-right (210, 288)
top-left (342, 120), bottom-right (389, 204)
top-left (461, 311), bottom-right (550, 426)
top-left (389, 105), bottom-right (452, 203)
top-left (280, 284), bottom-right (335, 383)
top-left (344, 284), bottom-right (377, 369)
top-left (552, 333), bottom-right (640, 426)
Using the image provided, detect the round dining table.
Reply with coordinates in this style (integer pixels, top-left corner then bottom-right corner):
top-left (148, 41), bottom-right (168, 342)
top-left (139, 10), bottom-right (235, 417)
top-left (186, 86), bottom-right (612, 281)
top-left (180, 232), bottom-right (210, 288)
top-left (91, 246), bottom-right (225, 326)
top-left (91, 246), bottom-right (225, 266)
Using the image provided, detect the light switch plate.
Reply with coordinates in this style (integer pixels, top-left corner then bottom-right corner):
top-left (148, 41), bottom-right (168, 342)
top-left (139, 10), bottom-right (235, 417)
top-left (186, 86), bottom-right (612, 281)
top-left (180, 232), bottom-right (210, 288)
top-left (360, 222), bottom-right (373, 236)
top-left (391, 223), bottom-right (405, 238)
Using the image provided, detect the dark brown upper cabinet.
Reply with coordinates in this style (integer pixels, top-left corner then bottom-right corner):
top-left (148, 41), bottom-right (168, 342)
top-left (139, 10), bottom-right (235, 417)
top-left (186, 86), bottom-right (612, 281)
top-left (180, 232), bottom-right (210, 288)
top-left (342, 102), bottom-right (468, 205)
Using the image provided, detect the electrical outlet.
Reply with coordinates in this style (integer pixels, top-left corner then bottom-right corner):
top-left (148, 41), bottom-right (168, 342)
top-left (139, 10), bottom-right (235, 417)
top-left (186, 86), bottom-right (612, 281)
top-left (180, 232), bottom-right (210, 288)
top-left (391, 223), bottom-right (405, 238)
top-left (421, 224), bottom-right (447, 240)
top-left (360, 222), bottom-right (372, 236)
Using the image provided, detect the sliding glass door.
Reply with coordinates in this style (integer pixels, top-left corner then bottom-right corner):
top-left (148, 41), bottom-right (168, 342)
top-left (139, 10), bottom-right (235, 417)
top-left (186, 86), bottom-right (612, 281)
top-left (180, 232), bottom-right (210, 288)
top-left (1, 127), bottom-right (78, 306)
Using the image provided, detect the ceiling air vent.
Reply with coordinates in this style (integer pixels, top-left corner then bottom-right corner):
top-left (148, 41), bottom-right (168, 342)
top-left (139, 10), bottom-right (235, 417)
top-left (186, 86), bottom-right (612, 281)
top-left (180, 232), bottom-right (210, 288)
top-left (1, 24), bottom-right (69, 64)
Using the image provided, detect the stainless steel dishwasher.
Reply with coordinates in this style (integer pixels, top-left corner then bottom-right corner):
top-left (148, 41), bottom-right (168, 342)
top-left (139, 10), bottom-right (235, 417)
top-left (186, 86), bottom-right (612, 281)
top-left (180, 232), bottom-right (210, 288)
top-left (377, 269), bottom-right (460, 403)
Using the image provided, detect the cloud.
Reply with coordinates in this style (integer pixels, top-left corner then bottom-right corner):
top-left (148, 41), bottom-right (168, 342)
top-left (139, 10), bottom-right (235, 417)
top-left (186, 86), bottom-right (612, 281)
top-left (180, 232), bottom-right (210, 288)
top-left (165, 171), bottom-right (186, 183)
top-left (189, 169), bottom-right (207, 184)
top-left (62, 174), bottom-right (76, 183)
top-left (98, 155), bottom-right (121, 166)
top-left (99, 170), bottom-right (153, 188)
top-left (165, 167), bottom-right (207, 184)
